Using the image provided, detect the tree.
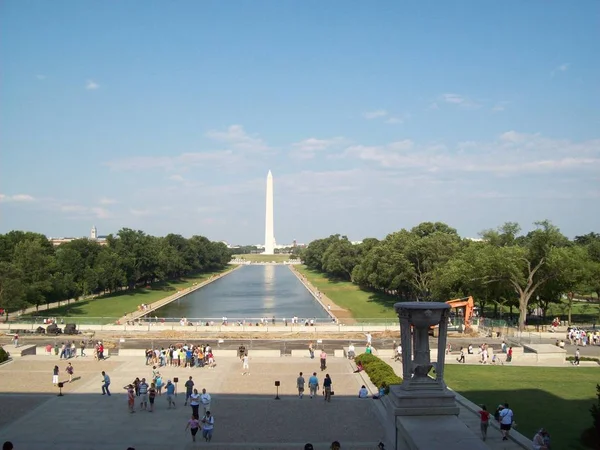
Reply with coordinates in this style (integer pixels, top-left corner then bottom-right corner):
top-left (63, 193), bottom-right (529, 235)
top-left (12, 239), bottom-right (55, 311)
top-left (321, 237), bottom-right (360, 281)
top-left (0, 261), bottom-right (25, 320)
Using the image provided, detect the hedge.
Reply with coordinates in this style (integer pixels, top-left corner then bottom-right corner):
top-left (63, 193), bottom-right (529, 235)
top-left (566, 356), bottom-right (599, 363)
top-left (0, 347), bottom-right (9, 364)
top-left (355, 353), bottom-right (402, 393)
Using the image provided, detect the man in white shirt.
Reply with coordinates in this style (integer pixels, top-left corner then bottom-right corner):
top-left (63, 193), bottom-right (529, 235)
top-left (498, 403), bottom-right (514, 441)
top-left (200, 388), bottom-right (211, 413)
top-left (242, 354), bottom-right (250, 375)
top-left (201, 411), bottom-right (214, 442)
top-left (365, 333), bottom-right (372, 346)
top-left (348, 344), bottom-right (355, 360)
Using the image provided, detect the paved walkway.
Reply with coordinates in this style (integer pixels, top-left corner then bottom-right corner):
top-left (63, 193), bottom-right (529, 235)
top-left (0, 355), bottom-right (387, 449)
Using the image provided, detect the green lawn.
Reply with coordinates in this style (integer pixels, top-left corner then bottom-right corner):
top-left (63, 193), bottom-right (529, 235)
top-left (295, 265), bottom-right (397, 319)
top-left (232, 254), bottom-right (298, 262)
top-left (444, 365), bottom-right (598, 449)
top-left (24, 268), bottom-right (231, 324)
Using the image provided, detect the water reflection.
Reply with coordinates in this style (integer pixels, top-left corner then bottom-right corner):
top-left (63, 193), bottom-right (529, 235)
top-left (263, 264), bottom-right (275, 309)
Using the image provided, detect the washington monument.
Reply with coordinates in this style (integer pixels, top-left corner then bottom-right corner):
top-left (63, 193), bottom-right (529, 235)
top-left (264, 170), bottom-right (275, 254)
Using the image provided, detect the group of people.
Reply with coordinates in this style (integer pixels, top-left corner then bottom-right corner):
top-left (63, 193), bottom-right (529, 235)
top-left (454, 342), bottom-right (513, 364)
top-left (567, 328), bottom-right (597, 346)
top-left (296, 371), bottom-right (334, 402)
top-left (51, 362), bottom-right (75, 385)
top-left (145, 343), bottom-right (216, 369)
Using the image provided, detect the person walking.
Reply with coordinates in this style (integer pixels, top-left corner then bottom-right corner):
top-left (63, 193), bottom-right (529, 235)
top-left (574, 348), bottom-right (580, 366)
top-left (201, 411), bottom-right (214, 442)
top-left (297, 372), bottom-right (305, 398)
top-left (457, 347), bottom-right (466, 364)
top-left (308, 342), bottom-right (315, 359)
top-left (101, 371), bottom-right (111, 396)
top-left (52, 365), bottom-right (59, 386)
top-left (66, 362), bottom-right (74, 383)
top-left (190, 389), bottom-right (201, 417)
top-left (185, 414), bottom-right (201, 442)
top-left (499, 403), bottom-right (514, 441)
top-left (80, 340), bottom-right (86, 357)
top-left (139, 378), bottom-right (149, 410)
top-left (242, 354), bottom-right (250, 375)
top-left (184, 376), bottom-right (194, 406)
top-left (478, 405), bottom-right (490, 441)
top-left (166, 380), bottom-right (176, 409)
top-left (320, 349), bottom-right (327, 371)
top-left (200, 388), bottom-right (211, 413)
top-left (308, 372), bottom-right (319, 398)
top-left (323, 374), bottom-right (333, 402)
top-left (12, 333), bottom-right (18, 348)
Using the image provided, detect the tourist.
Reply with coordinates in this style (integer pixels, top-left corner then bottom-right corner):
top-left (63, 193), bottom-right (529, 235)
top-left (308, 342), bottom-right (315, 359)
top-left (242, 354), bottom-right (250, 375)
top-left (238, 345), bottom-right (246, 360)
top-left (139, 378), bottom-right (149, 410)
top-left (80, 340), bottom-right (86, 357)
top-left (145, 348), bottom-right (153, 365)
top-left (101, 371), bottom-right (111, 395)
top-left (148, 382), bottom-right (157, 412)
top-left (165, 380), bottom-right (176, 408)
top-left (124, 384), bottom-right (135, 413)
top-left (201, 411), bottom-right (214, 442)
top-left (573, 348), bottom-right (580, 366)
top-left (155, 374), bottom-right (163, 395)
top-left (506, 347), bottom-right (513, 363)
top-left (365, 344), bottom-right (372, 355)
top-left (457, 347), bottom-right (466, 363)
top-left (354, 362), bottom-right (364, 373)
top-left (365, 332), bottom-right (372, 346)
top-left (358, 385), bottom-right (369, 398)
top-left (308, 372), bottom-right (319, 398)
top-left (12, 333), bottom-right (18, 348)
top-left (297, 371), bottom-right (305, 398)
top-left (200, 388), bottom-right (211, 413)
top-left (394, 343), bottom-right (402, 362)
top-left (185, 414), bottom-right (201, 442)
top-left (66, 362), bottom-right (74, 383)
top-left (532, 428), bottom-right (549, 450)
top-left (2, 441), bottom-right (14, 450)
top-left (304, 444), bottom-right (314, 450)
top-left (52, 365), bottom-right (59, 386)
top-left (347, 343), bottom-right (355, 360)
top-left (498, 403), bottom-right (514, 441)
top-left (184, 376), bottom-right (194, 406)
top-left (478, 405), bottom-right (490, 441)
top-left (373, 383), bottom-right (386, 399)
top-left (323, 373), bottom-right (333, 402)
top-left (330, 441), bottom-right (341, 450)
top-left (320, 349), bottom-right (327, 371)
top-left (70, 341), bottom-right (76, 358)
top-left (468, 344), bottom-right (474, 354)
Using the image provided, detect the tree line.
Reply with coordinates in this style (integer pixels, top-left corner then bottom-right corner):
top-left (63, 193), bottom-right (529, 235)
top-left (301, 221), bottom-right (600, 330)
top-left (0, 228), bottom-right (231, 319)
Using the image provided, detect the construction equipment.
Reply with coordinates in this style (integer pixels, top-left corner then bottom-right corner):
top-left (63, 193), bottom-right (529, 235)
top-left (446, 296), bottom-right (475, 333)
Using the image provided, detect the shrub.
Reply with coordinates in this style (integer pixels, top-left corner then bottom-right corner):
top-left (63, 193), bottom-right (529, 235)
top-left (355, 353), bottom-right (402, 393)
top-left (567, 356), bottom-right (599, 363)
top-left (0, 346), bottom-right (9, 363)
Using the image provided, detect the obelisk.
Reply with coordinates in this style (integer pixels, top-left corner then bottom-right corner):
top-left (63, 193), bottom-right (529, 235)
top-left (264, 170), bottom-right (275, 255)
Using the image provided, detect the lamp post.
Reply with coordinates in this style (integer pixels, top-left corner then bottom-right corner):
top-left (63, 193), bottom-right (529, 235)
top-left (274, 381), bottom-right (281, 400)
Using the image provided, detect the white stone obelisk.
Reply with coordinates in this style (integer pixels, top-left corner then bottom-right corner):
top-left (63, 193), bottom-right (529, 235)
top-left (264, 170), bottom-right (275, 255)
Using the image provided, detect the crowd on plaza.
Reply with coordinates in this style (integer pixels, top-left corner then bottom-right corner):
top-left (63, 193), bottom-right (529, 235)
top-left (145, 343), bottom-right (217, 369)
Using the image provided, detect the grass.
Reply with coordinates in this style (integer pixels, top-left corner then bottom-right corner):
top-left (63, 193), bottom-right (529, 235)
top-left (232, 254), bottom-right (298, 262)
top-left (24, 268), bottom-right (231, 324)
top-left (295, 265), bottom-right (398, 319)
top-left (444, 365), bottom-right (598, 449)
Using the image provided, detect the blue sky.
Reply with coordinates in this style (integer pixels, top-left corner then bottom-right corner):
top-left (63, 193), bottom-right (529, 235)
top-left (1, 1), bottom-right (599, 244)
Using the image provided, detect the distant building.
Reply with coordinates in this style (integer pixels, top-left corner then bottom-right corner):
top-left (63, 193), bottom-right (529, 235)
top-left (91, 225), bottom-right (97, 240)
top-left (49, 226), bottom-right (108, 246)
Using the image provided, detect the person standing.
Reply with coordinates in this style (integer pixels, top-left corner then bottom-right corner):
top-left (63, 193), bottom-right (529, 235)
top-left (189, 389), bottom-right (201, 417)
top-left (457, 348), bottom-right (466, 364)
top-left (320, 349), bottom-right (327, 371)
top-left (124, 384), bottom-right (135, 413)
top-left (574, 348), bottom-right (580, 366)
top-left (201, 411), bottom-right (214, 442)
top-left (200, 388), bottom-right (211, 413)
top-left (478, 405), bottom-right (490, 441)
top-left (185, 414), bottom-right (201, 442)
top-left (506, 347), bottom-right (513, 363)
top-left (297, 372), bottom-right (305, 398)
top-left (184, 376), bottom-right (194, 406)
top-left (308, 342), bottom-right (315, 359)
top-left (166, 380), bottom-right (176, 409)
top-left (66, 362), bottom-right (74, 383)
top-left (12, 333), bottom-right (18, 348)
top-left (52, 365), bottom-right (59, 386)
top-left (148, 383), bottom-right (157, 412)
top-left (323, 374), bottom-right (332, 402)
top-left (139, 378), bottom-right (149, 410)
top-left (499, 403), bottom-right (514, 441)
top-left (308, 372), bottom-right (319, 398)
top-left (80, 340), bottom-right (86, 357)
top-left (365, 332), bottom-right (372, 346)
top-left (242, 354), bottom-right (250, 375)
top-left (101, 371), bottom-right (111, 396)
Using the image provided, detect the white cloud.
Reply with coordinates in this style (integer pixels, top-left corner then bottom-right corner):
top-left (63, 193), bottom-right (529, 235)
top-left (551, 63), bottom-right (570, 76)
top-left (168, 174), bottom-right (185, 182)
top-left (85, 80), bottom-right (100, 90)
top-left (36, 74), bottom-right (46, 80)
top-left (59, 203), bottom-right (112, 219)
top-left (441, 93), bottom-right (481, 109)
top-left (130, 208), bottom-right (154, 217)
top-left (363, 110), bottom-right (388, 119)
top-left (385, 117), bottom-right (404, 124)
top-left (105, 150), bottom-right (237, 172)
top-left (206, 125), bottom-right (269, 152)
top-left (290, 137), bottom-right (346, 159)
top-left (340, 132), bottom-right (600, 175)
top-left (0, 194), bottom-right (36, 203)
top-left (492, 101), bottom-right (509, 112)
top-left (99, 197), bottom-right (117, 205)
